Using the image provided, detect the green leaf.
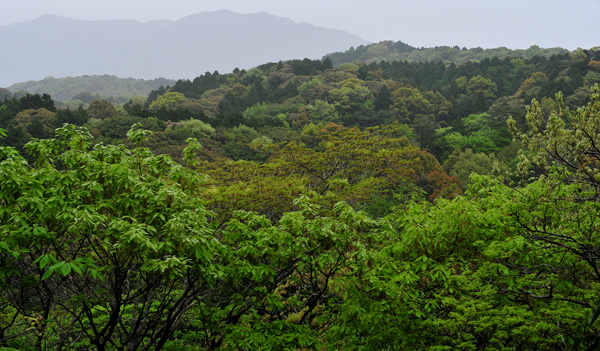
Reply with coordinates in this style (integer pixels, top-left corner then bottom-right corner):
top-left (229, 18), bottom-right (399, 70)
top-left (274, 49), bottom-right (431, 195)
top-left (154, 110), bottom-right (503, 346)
top-left (39, 255), bottom-right (52, 269)
top-left (42, 270), bottom-right (53, 280)
top-left (49, 261), bottom-right (65, 271)
top-left (71, 263), bottom-right (83, 275)
top-left (60, 263), bottom-right (72, 276)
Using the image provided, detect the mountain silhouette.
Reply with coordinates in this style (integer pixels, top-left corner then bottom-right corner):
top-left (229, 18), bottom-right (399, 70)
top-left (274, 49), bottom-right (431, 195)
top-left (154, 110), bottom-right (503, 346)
top-left (0, 10), bottom-right (368, 87)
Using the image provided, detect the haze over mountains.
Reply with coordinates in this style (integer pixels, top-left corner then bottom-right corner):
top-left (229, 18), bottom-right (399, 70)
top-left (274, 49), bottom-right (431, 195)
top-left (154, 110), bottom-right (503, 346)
top-left (0, 10), bottom-right (368, 88)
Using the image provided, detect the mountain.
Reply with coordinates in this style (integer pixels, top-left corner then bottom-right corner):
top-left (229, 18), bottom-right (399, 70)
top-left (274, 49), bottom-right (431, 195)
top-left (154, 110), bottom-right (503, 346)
top-left (0, 10), bottom-right (368, 88)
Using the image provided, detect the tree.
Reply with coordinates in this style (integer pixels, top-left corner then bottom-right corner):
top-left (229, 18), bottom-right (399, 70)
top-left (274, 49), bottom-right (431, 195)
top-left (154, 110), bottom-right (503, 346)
top-left (272, 124), bottom-right (460, 210)
top-left (297, 78), bottom-right (328, 102)
top-left (374, 85), bottom-right (391, 111)
top-left (306, 99), bottom-right (340, 123)
top-left (327, 85), bottom-right (371, 115)
top-left (0, 125), bottom-right (221, 350)
top-left (508, 84), bottom-right (600, 187)
top-left (55, 106), bottom-right (89, 126)
top-left (443, 148), bottom-right (504, 187)
top-left (18, 93), bottom-right (56, 112)
top-left (390, 86), bottom-right (434, 122)
top-left (467, 75), bottom-right (497, 99)
top-left (14, 108), bottom-right (57, 139)
top-left (504, 84), bottom-right (600, 347)
top-left (182, 118), bottom-right (215, 138)
top-left (87, 99), bottom-right (118, 120)
top-left (148, 92), bottom-right (186, 111)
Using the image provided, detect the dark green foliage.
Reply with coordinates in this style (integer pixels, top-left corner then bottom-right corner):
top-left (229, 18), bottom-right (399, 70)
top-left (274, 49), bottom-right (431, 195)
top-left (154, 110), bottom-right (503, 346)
top-left (154, 106), bottom-right (208, 123)
top-left (223, 141), bottom-right (266, 161)
top-left (123, 100), bottom-right (151, 118)
top-left (17, 93), bottom-right (56, 112)
top-left (147, 85), bottom-right (169, 104)
top-left (170, 71), bottom-right (225, 99)
top-left (289, 58), bottom-right (331, 76)
top-left (95, 115), bottom-right (164, 140)
top-left (216, 111), bottom-right (243, 128)
top-left (26, 116), bottom-right (50, 139)
top-left (374, 85), bottom-right (391, 111)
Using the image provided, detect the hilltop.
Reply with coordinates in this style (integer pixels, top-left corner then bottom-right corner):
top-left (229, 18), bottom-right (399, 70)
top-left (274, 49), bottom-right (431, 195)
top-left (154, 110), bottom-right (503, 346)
top-left (7, 75), bottom-right (176, 103)
top-left (325, 40), bottom-right (570, 66)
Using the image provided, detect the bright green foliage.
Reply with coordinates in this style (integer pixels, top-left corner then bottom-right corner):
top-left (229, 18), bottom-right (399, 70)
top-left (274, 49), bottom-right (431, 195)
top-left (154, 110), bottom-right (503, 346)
top-left (1, 117), bottom-right (600, 349)
top-left (242, 102), bottom-right (269, 119)
top-left (172, 198), bottom-right (387, 350)
top-left (444, 148), bottom-right (506, 187)
top-left (0, 124), bottom-right (407, 350)
top-left (391, 86), bottom-right (434, 122)
top-left (509, 84), bottom-right (600, 182)
top-left (503, 84), bottom-right (600, 348)
top-left (351, 173), bottom-right (594, 350)
top-left (0, 124), bottom-right (216, 350)
top-left (467, 75), bottom-right (498, 99)
top-left (224, 124), bottom-right (259, 143)
top-left (327, 85), bottom-right (371, 114)
top-left (182, 118), bottom-right (216, 137)
top-left (306, 99), bottom-right (340, 123)
top-left (297, 78), bottom-right (327, 102)
top-left (149, 92), bottom-right (186, 111)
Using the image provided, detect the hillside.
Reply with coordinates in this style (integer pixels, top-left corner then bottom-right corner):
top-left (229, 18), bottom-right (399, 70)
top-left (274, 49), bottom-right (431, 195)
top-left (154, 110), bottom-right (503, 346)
top-left (3, 40), bottom-right (600, 349)
top-left (326, 40), bottom-right (570, 66)
top-left (0, 10), bottom-right (368, 87)
top-left (7, 75), bottom-right (176, 102)
top-left (3, 48), bottom-right (600, 178)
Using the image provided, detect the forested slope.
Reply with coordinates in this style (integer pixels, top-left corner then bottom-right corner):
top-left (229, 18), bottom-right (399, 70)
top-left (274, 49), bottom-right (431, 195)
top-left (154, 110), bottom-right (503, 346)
top-left (7, 75), bottom-right (176, 103)
top-left (326, 39), bottom-right (570, 66)
top-left (1, 46), bottom-right (600, 350)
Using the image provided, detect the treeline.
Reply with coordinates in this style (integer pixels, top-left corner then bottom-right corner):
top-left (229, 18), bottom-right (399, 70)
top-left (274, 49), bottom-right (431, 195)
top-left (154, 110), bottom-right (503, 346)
top-left (326, 39), bottom-right (570, 66)
top-left (5, 75), bottom-right (176, 103)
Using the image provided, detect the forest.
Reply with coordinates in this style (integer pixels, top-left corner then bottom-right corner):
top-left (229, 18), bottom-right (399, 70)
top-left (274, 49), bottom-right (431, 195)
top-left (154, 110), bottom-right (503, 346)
top-left (1, 44), bottom-right (600, 350)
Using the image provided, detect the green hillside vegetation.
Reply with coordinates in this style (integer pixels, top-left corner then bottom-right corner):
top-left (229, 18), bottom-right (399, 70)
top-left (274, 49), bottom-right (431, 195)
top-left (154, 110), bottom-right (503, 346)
top-left (2, 51), bottom-right (600, 203)
top-left (2, 46), bottom-right (600, 349)
top-left (326, 40), bottom-right (571, 66)
top-left (7, 75), bottom-right (176, 104)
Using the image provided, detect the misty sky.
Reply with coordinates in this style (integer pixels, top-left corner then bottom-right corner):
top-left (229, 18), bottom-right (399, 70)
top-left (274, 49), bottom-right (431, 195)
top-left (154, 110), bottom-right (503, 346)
top-left (1, 0), bottom-right (599, 50)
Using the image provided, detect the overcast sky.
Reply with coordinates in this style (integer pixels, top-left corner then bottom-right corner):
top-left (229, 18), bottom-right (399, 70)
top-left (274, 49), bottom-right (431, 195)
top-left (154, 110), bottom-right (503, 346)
top-left (1, 0), bottom-right (599, 50)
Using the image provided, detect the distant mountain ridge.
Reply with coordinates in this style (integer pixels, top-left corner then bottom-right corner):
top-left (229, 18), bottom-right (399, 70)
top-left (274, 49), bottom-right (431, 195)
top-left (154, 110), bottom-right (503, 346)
top-left (8, 75), bottom-right (176, 102)
top-left (0, 10), bottom-right (368, 87)
top-left (325, 40), bottom-right (570, 66)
